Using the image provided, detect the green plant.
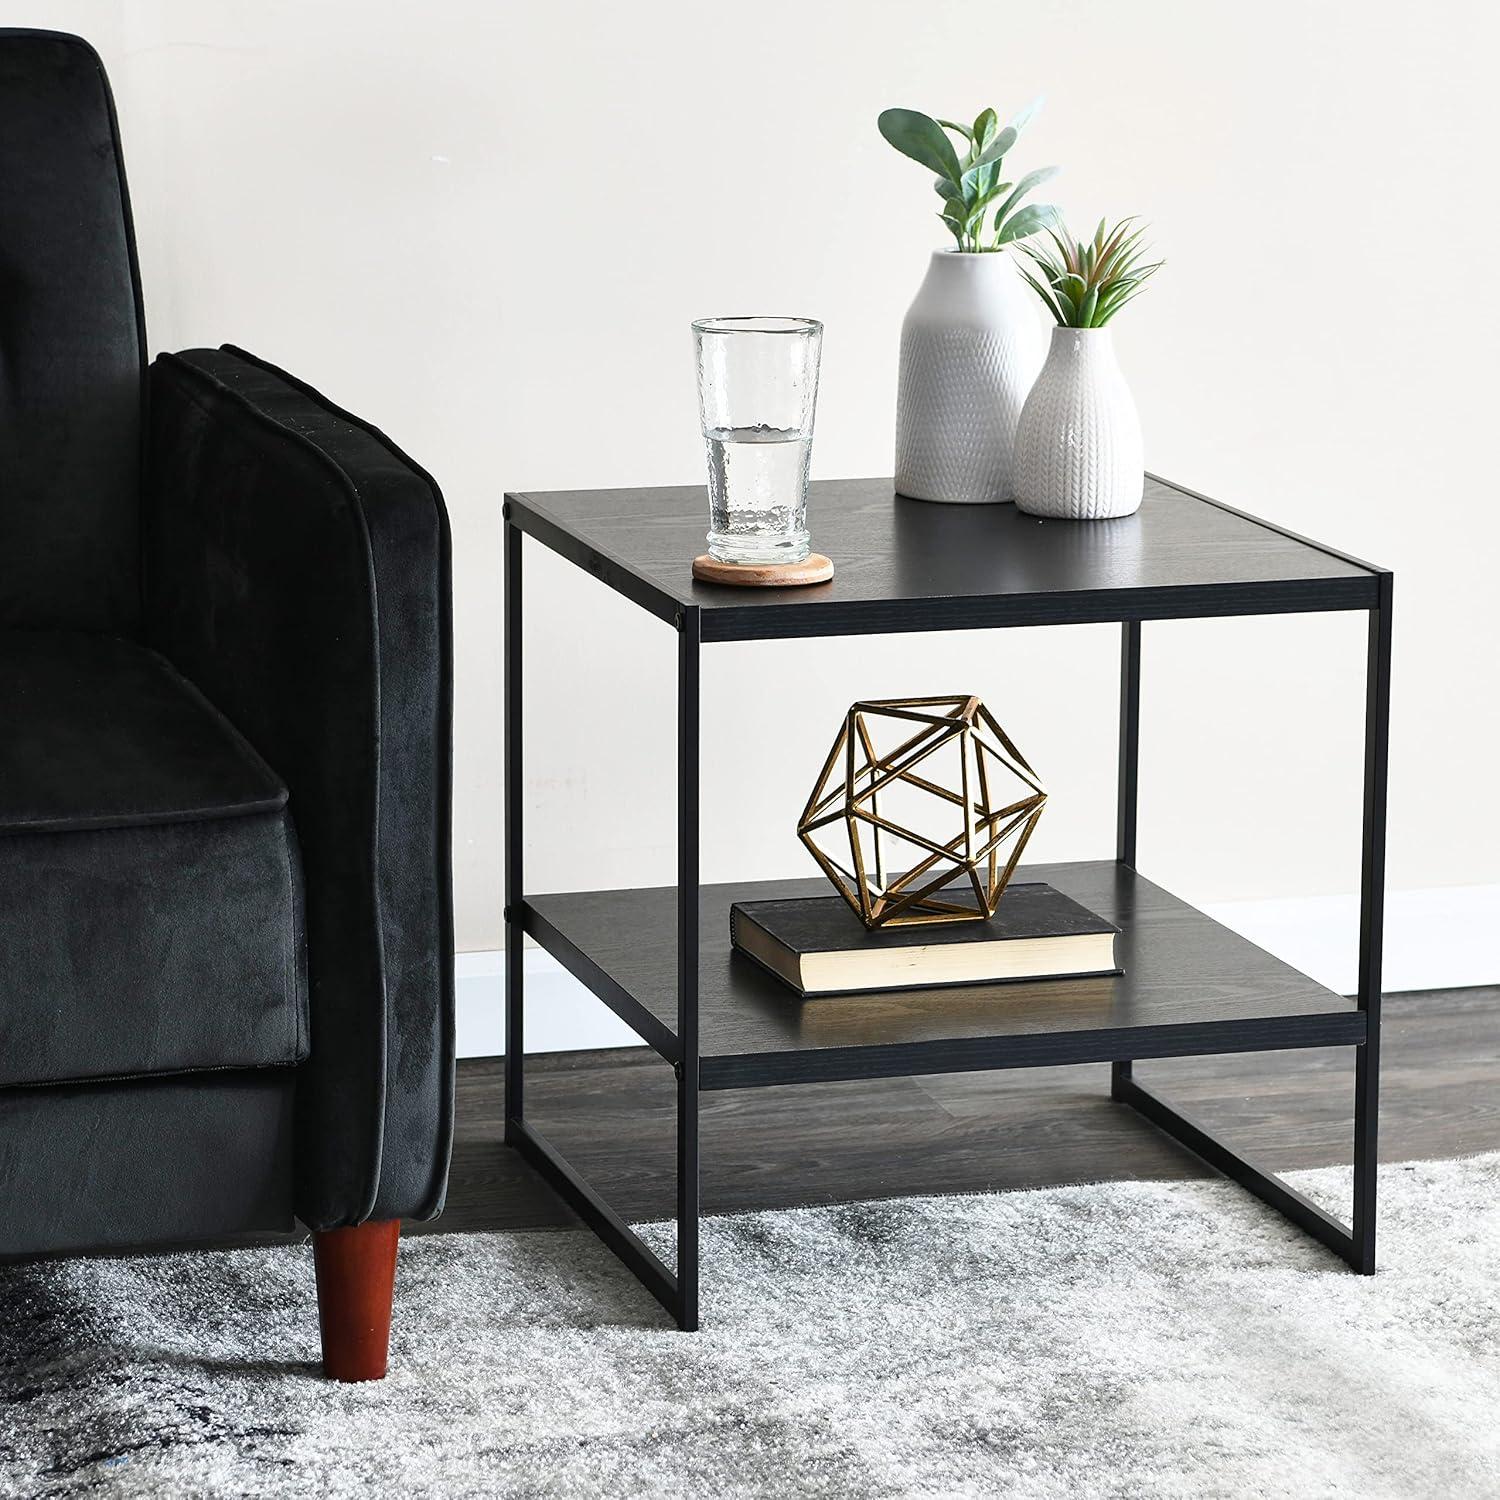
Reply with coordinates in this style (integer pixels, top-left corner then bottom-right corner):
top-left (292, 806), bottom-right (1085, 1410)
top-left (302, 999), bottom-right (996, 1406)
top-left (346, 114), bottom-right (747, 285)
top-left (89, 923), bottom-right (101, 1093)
top-left (1018, 218), bottom-right (1163, 328)
top-left (877, 103), bottom-right (1059, 253)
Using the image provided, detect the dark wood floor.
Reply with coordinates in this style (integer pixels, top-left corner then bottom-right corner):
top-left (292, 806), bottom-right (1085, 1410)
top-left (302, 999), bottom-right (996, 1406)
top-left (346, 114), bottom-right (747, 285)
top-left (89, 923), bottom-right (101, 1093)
top-left (413, 988), bottom-right (1500, 1236)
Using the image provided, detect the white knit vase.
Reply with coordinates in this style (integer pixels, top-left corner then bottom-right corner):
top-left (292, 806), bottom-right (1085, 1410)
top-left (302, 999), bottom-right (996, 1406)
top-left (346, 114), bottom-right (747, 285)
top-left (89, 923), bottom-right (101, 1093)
top-left (894, 250), bottom-right (1045, 504)
top-left (1014, 326), bottom-right (1144, 520)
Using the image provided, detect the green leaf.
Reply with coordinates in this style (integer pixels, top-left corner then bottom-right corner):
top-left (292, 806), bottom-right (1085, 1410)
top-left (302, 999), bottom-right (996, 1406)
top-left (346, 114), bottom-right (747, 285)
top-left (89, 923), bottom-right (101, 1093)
top-left (1077, 287), bottom-right (1100, 326)
top-left (996, 202), bottom-right (1061, 244)
top-left (1008, 96), bottom-right (1044, 135)
top-left (972, 107), bottom-right (998, 150)
top-left (968, 181), bottom-right (1009, 221)
top-left (1096, 284), bottom-right (1151, 325)
top-left (936, 118), bottom-right (974, 141)
top-left (1106, 226), bottom-right (1152, 278)
top-left (879, 108), bottom-right (963, 187)
top-left (1092, 282), bottom-right (1134, 323)
top-left (1096, 218), bottom-right (1137, 265)
top-left (1019, 246), bottom-right (1064, 288)
top-left (964, 124), bottom-right (1018, 180)
top-left (1100, 261), bottom-right (1163, 321)
top-left (990, 167), bottom-right (1059, 235)
top-left (933, 176), bottom-right (955, 198)
top-left (1018, 266), bottom-right (1066, 325)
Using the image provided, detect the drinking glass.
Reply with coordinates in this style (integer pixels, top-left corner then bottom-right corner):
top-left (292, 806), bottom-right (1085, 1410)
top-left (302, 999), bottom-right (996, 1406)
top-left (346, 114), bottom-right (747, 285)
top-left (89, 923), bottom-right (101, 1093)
top-left (692, 316), bottom-right (823, 565)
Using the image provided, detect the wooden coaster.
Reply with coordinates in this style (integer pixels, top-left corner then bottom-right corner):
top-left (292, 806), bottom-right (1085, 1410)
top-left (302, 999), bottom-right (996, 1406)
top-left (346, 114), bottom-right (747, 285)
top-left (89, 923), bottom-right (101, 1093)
top-left (691, 553), bottom-right (834, 588)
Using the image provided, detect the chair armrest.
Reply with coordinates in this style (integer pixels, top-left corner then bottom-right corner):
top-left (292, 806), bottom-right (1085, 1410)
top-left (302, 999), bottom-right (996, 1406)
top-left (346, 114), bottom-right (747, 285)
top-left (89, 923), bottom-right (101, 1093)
top-left (144, 345), bottom-right (454, 1230)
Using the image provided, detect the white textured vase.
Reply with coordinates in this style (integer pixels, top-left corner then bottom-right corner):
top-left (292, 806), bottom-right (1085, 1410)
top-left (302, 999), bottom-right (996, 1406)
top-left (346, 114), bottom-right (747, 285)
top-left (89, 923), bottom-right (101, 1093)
top-left (894, 250), bottom-right (1045, 504)
top-left (1013, 326), bottom-right (1144, 520)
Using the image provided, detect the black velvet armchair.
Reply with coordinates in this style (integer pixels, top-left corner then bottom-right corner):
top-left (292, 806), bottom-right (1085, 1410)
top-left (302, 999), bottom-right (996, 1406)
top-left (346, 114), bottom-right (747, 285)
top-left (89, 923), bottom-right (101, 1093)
top-left (0, 30), bottom-right (454, 1381)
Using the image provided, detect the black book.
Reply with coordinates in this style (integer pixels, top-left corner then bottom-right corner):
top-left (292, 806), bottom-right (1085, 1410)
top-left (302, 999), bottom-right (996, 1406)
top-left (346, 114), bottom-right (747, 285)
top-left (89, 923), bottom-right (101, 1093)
top-left (730, 883), bottom-right (1120, 997)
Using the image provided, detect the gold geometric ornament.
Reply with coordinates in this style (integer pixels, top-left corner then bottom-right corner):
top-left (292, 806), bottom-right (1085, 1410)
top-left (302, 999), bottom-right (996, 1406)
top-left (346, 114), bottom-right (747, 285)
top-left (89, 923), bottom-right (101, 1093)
top-left (797, 695), bottom-right (1047, 930)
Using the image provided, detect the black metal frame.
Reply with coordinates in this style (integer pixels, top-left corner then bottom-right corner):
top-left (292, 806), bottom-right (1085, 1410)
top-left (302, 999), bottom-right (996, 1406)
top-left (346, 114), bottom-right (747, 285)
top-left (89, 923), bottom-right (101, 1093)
top-left (502, 488), bottom-right (1391, 1326)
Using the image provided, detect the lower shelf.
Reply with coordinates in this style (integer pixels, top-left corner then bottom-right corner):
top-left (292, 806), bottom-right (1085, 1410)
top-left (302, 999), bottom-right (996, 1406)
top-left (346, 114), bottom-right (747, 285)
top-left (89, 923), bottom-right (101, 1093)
top-left (522, 861), bottom-right (1366, 1090)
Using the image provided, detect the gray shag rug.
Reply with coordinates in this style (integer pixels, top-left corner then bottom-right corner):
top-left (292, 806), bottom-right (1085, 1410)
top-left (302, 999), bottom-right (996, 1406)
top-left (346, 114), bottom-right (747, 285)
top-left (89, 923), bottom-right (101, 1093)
top-left (3, 1155), bottom-right (1499, 1499)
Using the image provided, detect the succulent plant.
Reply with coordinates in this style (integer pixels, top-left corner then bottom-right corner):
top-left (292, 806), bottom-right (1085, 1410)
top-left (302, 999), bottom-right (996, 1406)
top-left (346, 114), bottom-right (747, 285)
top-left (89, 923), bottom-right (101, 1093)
top-left (877, 103), bottom-right (1060, 254)
top-left (1018, 218), bottom-right (1163, 328)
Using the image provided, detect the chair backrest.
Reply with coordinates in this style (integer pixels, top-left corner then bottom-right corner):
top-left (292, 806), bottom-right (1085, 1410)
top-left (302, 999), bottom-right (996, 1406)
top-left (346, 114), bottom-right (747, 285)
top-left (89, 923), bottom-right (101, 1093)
top-left (0, 30), bottom-right (145, 633)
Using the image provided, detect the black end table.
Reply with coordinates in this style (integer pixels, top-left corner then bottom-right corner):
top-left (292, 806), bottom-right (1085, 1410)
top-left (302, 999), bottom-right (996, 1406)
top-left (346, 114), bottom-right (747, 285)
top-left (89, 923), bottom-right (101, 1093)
top-left (503, 475), bottom-right (1391, 1330)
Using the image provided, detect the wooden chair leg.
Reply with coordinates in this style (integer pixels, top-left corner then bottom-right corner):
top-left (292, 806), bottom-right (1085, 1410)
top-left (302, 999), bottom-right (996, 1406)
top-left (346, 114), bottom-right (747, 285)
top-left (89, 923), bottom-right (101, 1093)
top-left (313, 1219), bottom-right (400, 1381)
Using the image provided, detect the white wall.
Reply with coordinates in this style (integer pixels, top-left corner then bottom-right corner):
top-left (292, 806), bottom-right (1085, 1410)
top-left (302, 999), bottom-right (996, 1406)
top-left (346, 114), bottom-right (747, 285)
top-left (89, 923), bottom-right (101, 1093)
top-left (13, 1), bottom-right (1499, 972)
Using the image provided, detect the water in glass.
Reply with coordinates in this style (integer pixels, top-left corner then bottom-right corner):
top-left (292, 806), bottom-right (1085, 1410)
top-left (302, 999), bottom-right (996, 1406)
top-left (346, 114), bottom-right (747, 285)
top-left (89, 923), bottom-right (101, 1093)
top-left (704, 424), bottom-right (813, 563)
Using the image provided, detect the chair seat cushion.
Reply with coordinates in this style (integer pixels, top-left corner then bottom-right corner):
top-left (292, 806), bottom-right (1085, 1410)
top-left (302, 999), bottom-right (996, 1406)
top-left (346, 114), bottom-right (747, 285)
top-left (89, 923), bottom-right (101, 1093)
top-left (0, 631), bottom-right (308, 1087)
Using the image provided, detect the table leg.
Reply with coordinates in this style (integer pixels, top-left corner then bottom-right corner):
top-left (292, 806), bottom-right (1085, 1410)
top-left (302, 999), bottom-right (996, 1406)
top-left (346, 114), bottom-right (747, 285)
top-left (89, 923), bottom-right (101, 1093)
top-left (502, 524), bottom-right (687, 1322)
top-left (676, 607), bottom-right (702, 1331)
top-left (1114, 591), bottom-right (1391, 1272)
top-left (1112, 620), bottom-right (1141, 1102)
top-left (1353, 575), bottom-right (1392, 1273)
top-left (504, 507), bottom-right (524, 1142)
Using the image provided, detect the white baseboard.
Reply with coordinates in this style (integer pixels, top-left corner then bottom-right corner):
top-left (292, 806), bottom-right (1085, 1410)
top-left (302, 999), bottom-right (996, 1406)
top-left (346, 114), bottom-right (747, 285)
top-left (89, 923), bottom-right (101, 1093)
top-left (1201, 885), bottom-right (1500, 998)
top-left (456, 885), bottom-right (1500, 1059)
top-left (454, 949), bottom-right (644, 1059)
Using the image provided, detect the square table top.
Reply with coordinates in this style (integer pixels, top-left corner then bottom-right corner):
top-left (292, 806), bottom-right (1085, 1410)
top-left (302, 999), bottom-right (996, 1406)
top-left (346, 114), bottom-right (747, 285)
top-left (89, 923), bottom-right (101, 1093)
top-left (505, 476), bottom-right (1385, 642)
